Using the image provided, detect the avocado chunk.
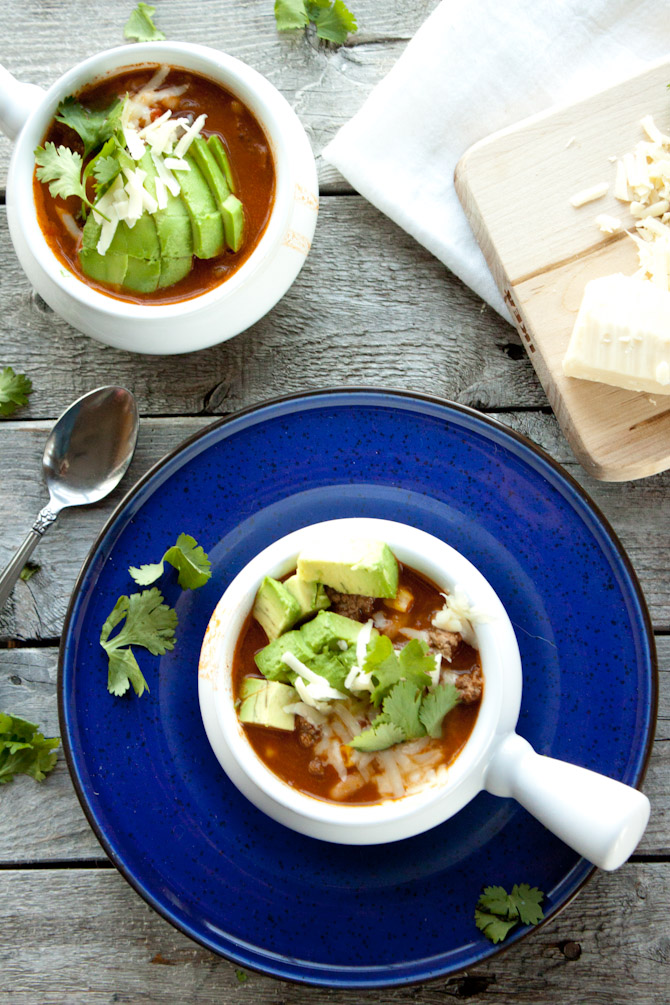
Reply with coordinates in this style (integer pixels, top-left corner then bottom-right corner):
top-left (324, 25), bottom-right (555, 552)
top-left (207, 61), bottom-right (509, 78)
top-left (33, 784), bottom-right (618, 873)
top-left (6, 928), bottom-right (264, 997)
top-left (121, 216), bottom-right (161, 293)
top-left (252, 576), bottom-right (302, 641)
top-left (207, 135), bottom-right (236, 192)
top-left (284, 575), bottom-right (330, 619)
top-left (173, 155), bottom-right (224, 259)
top-left (238, 677), bottom-right (297, 731)
top-left (301, 610), bottom-right (378, 654)
top-left (190, 135), bottom-right (231, 205)
top-left (140, 151), bottom-right (194, 262)
top-left (297, 539), bottom-right (399, 599)
top-left (221, 194), bottom-right (245, 253)
top-left (254, 630), bottom-right (315, 683)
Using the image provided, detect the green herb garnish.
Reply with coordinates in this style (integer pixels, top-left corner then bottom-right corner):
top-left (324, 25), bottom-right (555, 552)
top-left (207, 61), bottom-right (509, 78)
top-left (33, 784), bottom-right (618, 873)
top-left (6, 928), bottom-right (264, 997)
top-left (19, 562), bottom-right (40, 582)
top-left (475, 884), bottom-right (545, 943)
top-left (0, 713), bottom-right (59, 784)
top-left (275, 0), bottom-right (357, 44)
top-left (34, 143), bottom-right (97, 213)
top-left (124, 2), bottom-right (166, 42)
top-left (129, 533), bottom-right (212, 590)
top-left (0, 366), bottom-right (32, 417)
top-left (55, 95), bottom-right (123, 157)
top-left (101, 588), bottom-right (178, 697)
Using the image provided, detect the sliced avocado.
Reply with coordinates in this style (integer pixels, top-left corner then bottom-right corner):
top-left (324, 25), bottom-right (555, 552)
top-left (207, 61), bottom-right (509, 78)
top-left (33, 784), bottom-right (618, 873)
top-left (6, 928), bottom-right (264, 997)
top-left (252, 576), bottom-right (301, 641)
top-left (221, 194), bottom-right (245, 253)
top-left (254, 630), bottom-right (315, 683)
top-left (301, 610), bottom-right (378, 653)
top-left (121, 216), bottom-right (161, 293)
top-left (297, 539), bottom-right (399, 599)
top-left (207, 135), bottom-right (236, 193)
top-left (79, 216), bottom-right (128, 286)
top-left (238, 677), bottom-right (297, 731)
top-left (284, 575), bottom-right (330, 619)
top-left (158, 256), bottom-right (192, 289)
top-left (140, 151), bottom-right (194, 262)
top-left (173, 155), bottom-right (224, 259)
top-left (190, 135), bottom-right (231, 205)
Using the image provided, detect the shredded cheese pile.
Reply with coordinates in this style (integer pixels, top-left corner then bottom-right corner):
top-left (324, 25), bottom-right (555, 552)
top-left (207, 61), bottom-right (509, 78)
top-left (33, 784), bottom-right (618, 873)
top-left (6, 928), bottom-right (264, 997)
top-left (601, 115), bottom-right (670, 289)
top-left (92, 65), bottom-right (207, 255)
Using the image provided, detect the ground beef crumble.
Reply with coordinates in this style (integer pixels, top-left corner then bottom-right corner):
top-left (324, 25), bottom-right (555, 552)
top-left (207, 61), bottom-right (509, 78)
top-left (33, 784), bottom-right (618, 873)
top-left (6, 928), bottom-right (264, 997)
top-left (426, 627), bottom-right (461, 661)
top-left (297, 717), bottom-right (321, 748)
top-left (308, 757), bottom-right (325, 777)
top-left (325, 588), bottom-right (376, 621)
top-left (454, 664), bottom-right (483, 704)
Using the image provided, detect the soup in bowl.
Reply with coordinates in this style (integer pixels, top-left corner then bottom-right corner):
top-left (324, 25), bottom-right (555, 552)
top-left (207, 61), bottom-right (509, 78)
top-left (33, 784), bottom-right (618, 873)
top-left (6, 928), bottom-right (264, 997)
top-left (2, 42), bottom-right (317, 353)
top-left (199, 517), bottom-right (651, 867)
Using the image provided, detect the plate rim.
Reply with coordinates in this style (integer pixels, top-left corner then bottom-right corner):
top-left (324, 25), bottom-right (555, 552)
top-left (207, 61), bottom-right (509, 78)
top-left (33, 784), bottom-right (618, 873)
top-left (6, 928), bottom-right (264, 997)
top-left (57, 386), bottom-right (658, 987)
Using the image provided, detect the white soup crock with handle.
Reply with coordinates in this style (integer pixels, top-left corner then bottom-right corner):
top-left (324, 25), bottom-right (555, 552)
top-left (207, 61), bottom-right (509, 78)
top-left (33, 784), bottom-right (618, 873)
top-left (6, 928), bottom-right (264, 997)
top-left (0, 43), bottom-right (318, 354)
top-left (198, 517), bottom-right (650, 870)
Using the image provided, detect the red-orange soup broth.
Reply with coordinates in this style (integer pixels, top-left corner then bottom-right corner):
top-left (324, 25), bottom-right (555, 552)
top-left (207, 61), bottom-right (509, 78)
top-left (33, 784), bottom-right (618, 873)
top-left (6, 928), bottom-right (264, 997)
top-left (233, 564), bottom-right (482, 805)
top-left (33, 66), bottom-right (276, 304)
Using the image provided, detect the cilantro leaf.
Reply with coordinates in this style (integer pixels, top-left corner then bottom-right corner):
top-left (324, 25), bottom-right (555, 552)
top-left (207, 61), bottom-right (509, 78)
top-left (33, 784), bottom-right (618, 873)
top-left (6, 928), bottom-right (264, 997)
top-left (0, 712), bottom-right (59, 784)
top-left (0, 366), bottom-right (32, 417)
top-left (509, 884), bottom-right (545, 926)
top-left (34, 143), bottom-right (90, 205)
top-left (100, 588), bottom-right (178, 697)
top-left (93, 154), bottom-right (122, 190)
top-left (129, 533), bottom-right (212, 590)
top-left (306, 0), bottom-right (357, 43)
top-left (381, 680), bottom-right (425, 740)
top-left (20, 562), bottom-right (40, 582)
top-left (475, 883), bottom-right (545, 943)
top-left (124, 2), bottom-right (166, 42)
top-left (348, 718), bottom-right (404, 752)
top-left (397, 639), bottom-right (435, 689)
top-left (364, 635), bottom-right (402, 705)
top-left (275, 0), bottom-right (309, 30)
top-left (419, 681), bottom-right (461, 738)
top-left (55, 96), bottom-right (123, 157)
top-left (474, 910), bottom-right (518, 944)
top-left (275, 0), bottom-right (357, 43)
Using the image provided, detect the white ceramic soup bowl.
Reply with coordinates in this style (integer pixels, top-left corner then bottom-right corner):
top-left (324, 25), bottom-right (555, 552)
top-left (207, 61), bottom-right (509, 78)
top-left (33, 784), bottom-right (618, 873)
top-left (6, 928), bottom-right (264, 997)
top-left (198, 517), bottom-right (650, 869)
top-left (0, 42), bottom-right (318, 354)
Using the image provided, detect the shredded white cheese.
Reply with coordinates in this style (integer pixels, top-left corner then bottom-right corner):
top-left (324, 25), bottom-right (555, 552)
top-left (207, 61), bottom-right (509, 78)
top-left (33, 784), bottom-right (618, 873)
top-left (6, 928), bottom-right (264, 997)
top-left (570, 182), bottom-right (610, 208)
top-left (432, 586), bottom-right (490, 648)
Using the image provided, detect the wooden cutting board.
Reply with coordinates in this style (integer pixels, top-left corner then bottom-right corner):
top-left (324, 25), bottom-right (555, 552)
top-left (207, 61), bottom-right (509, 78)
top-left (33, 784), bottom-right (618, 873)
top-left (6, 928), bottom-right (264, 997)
top-left (455, 57), bottom-right (670, 482)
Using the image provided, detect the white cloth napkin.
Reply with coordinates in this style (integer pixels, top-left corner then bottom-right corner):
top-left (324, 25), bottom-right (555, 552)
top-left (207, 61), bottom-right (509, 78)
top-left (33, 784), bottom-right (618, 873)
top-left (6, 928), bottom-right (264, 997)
top-left (323, 0), bottom-right (670, 321)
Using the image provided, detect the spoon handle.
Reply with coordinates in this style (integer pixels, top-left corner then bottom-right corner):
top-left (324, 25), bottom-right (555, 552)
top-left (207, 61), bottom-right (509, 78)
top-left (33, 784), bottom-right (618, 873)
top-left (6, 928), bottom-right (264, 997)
top-left (0, 506), bottom-right (60, 611)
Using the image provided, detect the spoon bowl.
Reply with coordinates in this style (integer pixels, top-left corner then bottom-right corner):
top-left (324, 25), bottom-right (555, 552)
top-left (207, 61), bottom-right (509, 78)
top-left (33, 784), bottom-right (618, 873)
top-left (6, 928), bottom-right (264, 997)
top-left (0, 385), bottom-right (139, 610)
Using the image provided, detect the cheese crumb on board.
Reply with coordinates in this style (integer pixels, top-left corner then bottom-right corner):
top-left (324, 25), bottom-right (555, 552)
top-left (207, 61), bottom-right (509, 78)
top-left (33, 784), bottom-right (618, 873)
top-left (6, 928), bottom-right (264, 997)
top-left (569, 182), bottom-right (609, 207)
top-left (563, 274), bottom-right (670, 394)
top-left (594, 213), bottom-right (623, 234)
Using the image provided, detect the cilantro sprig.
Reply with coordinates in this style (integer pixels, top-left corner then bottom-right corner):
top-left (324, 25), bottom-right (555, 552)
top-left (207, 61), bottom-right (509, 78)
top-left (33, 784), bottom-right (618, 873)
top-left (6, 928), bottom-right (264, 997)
top-left (475, 884), bottom-right (545, 943)
top-left (124, 2), bottom-right (165, 42)
top-left (275, 0), bottom-right (358, 44)
top-left (129, 534), bottom-right (212, 590)
top-left (101, 588), bottom-right (178, 697)
top-left (55, 95), bottom-right (124, 157)
top-left (348, 637), bottom-right (460, 753)
top-left (0, 713), bottom-right (59, 784)
top-left (0, 366), bottom-right (32, 417)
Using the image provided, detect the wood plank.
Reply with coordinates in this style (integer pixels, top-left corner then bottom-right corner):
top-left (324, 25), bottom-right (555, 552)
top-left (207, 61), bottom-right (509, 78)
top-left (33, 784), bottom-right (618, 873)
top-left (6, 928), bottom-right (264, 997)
top-left (2, 410), bottom-right (670, 642)
top-left (0, 862), bottom-right (668, 1002)
top-left (0, 636), bottom-right (667, 864)
top-left (0, 200), bottom-right (538, 418)
top-left (0, 0), bottom-right (432, 192)
top-left (455, 58), bottom-right (670, 481)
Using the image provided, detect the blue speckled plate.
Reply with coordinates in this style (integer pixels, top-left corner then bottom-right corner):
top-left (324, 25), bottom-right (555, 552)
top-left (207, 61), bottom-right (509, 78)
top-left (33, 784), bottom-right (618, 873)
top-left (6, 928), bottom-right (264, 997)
top-left (58, 390), bottom-right (656, 988)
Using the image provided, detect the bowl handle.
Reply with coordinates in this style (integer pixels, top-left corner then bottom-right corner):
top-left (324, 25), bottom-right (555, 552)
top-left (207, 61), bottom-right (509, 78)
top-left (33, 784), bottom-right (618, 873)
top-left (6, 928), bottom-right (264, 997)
top-left (0, 65), bottom-right (45, 140)
top-left (484, 733), bottom-right (650, 871)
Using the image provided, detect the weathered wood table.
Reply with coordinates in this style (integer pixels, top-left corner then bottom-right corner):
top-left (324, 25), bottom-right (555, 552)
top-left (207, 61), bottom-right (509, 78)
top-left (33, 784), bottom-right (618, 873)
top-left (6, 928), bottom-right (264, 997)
top-left (1, 2), bottom-right (668, 1002)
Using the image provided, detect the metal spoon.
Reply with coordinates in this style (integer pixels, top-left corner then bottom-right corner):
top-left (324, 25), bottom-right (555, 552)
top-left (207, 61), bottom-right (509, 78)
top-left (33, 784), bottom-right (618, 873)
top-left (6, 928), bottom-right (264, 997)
top-left (0, 386), bottom-right (139, 610)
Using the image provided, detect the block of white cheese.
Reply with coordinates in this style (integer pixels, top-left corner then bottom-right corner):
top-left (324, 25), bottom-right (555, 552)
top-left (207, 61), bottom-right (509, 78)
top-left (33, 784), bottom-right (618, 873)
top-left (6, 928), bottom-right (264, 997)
top-left (563, 274), bottom-right (670, 394)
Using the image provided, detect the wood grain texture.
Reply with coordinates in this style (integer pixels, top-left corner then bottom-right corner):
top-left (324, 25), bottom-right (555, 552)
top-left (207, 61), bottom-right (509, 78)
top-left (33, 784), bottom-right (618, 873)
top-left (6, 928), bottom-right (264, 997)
top-left (455, 57), bottom-right (670, 481)
top-left (0, 202), bottom-right (535, 418)
top-left (0, 863), bottom-right (668, 1003)
top-left (2, 411), bottom-right (669, 642)
top-left (0, 0), bottom-right (437, 192)
top-left (0, 639), bottom-right (667, 864)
